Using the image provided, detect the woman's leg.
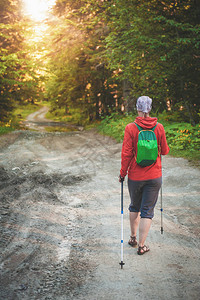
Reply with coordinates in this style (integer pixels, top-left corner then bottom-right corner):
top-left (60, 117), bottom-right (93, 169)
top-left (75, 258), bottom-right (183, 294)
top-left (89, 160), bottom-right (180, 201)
top-left (138, 177), bottom-right (162, 253)
top-left (128, 178), bottom-right (143, 245)
top-left (138, 217), bottom-right (152, 247)
top-left (129, 211), bottom-right (140, 237)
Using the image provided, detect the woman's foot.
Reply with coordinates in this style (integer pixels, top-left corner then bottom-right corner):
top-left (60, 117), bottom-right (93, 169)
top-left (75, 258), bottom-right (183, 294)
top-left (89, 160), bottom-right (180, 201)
top-left (137, 245), bottom-right (150, 255)
top-left (128, 236), bottom-right (138, 247)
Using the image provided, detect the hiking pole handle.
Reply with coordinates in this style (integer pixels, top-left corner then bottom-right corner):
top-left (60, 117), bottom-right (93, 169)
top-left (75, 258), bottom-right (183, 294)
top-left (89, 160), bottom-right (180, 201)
top-left (121, 180), bottom-right (123, 212)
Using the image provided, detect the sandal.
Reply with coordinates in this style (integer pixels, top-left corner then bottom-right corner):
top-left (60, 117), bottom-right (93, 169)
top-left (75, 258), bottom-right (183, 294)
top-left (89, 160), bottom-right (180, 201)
top-left (137, 245), bottom-right (150, 255)
top-left (128, 236), bottom-right (137, 247)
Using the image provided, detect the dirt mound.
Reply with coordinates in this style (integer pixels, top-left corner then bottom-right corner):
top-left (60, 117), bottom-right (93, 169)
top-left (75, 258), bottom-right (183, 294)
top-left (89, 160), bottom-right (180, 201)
top-left (0, 165), bottom-right (86, 219)
top-left (0, 166), bottom-right (10, 181)
top-left (30, 171), bottom-right (84, 187)
top-left (0, 131), bottom-right (21, 149)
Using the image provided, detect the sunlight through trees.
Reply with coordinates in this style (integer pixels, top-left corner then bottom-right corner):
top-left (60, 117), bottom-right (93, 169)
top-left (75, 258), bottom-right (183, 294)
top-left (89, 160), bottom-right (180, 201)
top-left (0, 0), bottom-right (199, 125)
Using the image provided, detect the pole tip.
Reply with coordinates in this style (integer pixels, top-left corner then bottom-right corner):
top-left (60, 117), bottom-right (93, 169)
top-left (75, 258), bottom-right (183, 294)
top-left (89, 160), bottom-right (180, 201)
top-left (161, 227), bottom-right (164, 234)
top-left (119, 261), bottom-right (125, 269)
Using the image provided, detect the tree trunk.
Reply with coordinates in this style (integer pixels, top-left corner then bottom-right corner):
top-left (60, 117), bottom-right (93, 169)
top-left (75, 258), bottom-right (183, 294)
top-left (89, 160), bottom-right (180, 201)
top-left (122, 79), bottom-right (134, 113)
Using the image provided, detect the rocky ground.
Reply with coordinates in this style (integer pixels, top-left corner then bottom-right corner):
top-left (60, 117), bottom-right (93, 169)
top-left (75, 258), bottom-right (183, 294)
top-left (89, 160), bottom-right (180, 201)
top-left (0, 109), bottom-right (200, 300)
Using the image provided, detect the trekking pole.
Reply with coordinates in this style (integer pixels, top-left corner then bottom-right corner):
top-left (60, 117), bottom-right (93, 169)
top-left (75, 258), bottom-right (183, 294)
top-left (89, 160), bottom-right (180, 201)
top-left (160, 183), bottom-right (163, 234)
top-left (119, 180), bottom-right (125, 269)
top-left (160, 155), bottom-right (163, 234)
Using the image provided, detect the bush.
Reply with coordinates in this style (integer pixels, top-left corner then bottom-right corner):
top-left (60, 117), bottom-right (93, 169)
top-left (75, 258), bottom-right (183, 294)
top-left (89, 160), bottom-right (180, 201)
top-left (164, 123), bottom-right (200, 161)
top-left (47, 107), bottom-right (90, 126)
top-left (98, 113), bottom-right (200, 162)
top-left (98, 113), bottom-right (137, 142)
top-left (0, 121), bottom-right (15, 136)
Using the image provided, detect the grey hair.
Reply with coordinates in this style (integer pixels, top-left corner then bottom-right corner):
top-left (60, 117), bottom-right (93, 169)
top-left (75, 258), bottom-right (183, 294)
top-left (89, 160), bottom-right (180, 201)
top-left (136, 96), bottom-right (152, 113)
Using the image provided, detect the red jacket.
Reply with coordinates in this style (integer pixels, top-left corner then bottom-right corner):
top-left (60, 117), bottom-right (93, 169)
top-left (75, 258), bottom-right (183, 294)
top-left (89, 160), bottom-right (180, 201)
top-left (120, 117), bottom-right (170, 181)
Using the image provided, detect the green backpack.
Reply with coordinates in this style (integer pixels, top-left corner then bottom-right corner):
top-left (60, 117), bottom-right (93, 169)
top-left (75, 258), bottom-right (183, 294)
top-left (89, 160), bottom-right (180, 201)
top-left (134, 122), bottom-right (158, 167)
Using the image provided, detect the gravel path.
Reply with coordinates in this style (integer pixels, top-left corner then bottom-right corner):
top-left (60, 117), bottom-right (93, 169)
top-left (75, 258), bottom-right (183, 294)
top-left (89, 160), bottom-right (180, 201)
top-left (0, 119), bottom-right (199, 299)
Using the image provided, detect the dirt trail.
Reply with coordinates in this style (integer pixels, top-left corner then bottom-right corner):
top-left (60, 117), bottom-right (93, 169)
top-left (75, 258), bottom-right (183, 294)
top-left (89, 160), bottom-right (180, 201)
top-left (22, 106), bottom-right (82, 132)
top-left (0, 124), bottom-right (200, 299)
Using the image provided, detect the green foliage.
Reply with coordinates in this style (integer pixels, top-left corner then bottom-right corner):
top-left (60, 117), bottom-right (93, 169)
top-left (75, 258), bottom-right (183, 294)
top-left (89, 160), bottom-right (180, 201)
top-left (0, 126), bottom-right (14, 136)
top-left (98, 113), bottom-right (137, 142)
top-left (102, 0), bottom-right (200, 123)
top-left (46, 106), bottom-right (89, 126)
top-left (155, 110), bottom-right (191, 124)
top-left (0, 120), bottom-right (14, 136)
top-left (0, 1), bottom-right (42, 122)
top-left (44, 0), bottom-right (200, 126)
top-left (1, 0), bottom-right (199, 131)
top-left (98, 113), bottom-right (200, 162)
top-left (45, 0), bottom-right (123, 122)
top-left (163, 123), bottom-right (200, 159)
top-left (12, 102), bottom-right (42, 121)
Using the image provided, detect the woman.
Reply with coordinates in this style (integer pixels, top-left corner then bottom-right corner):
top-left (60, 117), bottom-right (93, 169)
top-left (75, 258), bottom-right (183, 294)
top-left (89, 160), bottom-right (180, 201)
top-left (119, 96), bottom-right (169, 255)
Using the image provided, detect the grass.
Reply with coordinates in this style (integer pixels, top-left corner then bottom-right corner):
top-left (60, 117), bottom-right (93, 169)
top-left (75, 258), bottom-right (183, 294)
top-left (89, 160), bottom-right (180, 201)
top-left (13, 101), bottom-right (44, 121)
top-left (98, 113), bottom-right (200, 165)
top-left (0, 101), bottom-right (46, 135)
top-left (0, 124), bottom-right (15, 136)
top-left (46, 106), bottom-right (92, 126)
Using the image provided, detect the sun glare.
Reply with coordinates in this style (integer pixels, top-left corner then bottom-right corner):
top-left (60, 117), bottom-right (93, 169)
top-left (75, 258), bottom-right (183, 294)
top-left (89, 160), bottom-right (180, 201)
top-left (23, 0), bottom-right (56, 22)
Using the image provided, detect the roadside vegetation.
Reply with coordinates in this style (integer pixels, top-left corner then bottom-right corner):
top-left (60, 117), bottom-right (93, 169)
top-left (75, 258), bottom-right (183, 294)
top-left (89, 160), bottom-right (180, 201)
top-left (0, 121), bottom-right (14, 136)
top-left (46, 107), bottom-right (87, 126)
top-left (0, 102), bottom-right (43, 135)
top-left (98, 113), bottom-right (200, 164)
top-left (13, 102), bottom-right (43, 123)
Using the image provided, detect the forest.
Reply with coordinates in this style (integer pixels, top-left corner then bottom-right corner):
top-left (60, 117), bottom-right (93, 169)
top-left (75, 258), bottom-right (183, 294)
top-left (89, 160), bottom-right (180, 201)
top-left (0, 0), bottom-right (200, 159)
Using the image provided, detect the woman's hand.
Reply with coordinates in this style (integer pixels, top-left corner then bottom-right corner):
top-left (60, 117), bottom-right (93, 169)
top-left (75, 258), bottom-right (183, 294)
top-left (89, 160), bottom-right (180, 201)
top-left (119, 174), bottom-right (124, 182)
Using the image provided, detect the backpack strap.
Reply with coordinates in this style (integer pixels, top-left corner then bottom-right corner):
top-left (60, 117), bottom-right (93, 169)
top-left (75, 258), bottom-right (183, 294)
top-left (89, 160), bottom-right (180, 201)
top-left (134, 122), bottom-right (143, 131)
top-left (152, 123), bottom-right (158, 131)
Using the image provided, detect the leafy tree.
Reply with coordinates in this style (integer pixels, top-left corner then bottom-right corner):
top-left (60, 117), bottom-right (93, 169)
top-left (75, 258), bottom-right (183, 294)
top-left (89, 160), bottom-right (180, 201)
top-left (103, 0), bottom-right (200, 123)
top-left (45, 0), bottom-right (199, 124)
top-left (45, 0), bottom-right (123, 123)
top-left (0, 0), bottom-right (40, 122)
